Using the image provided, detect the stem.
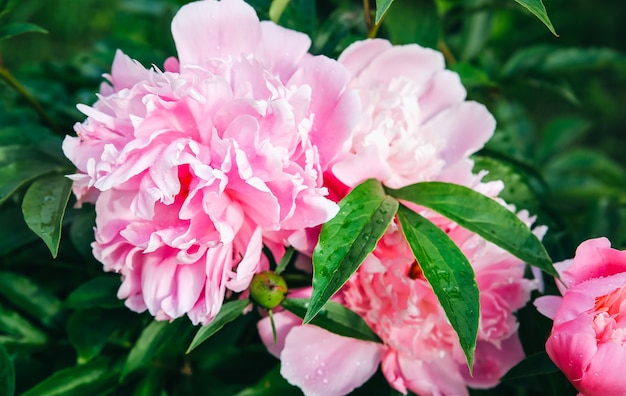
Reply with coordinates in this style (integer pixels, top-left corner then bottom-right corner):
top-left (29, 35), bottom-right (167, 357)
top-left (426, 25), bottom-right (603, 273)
top-left (363, 0), bottom-right (373, 32)
top-left (437, 39), bottom-right (457, 66)
top-left (0, 65), bottom-right (59, 133)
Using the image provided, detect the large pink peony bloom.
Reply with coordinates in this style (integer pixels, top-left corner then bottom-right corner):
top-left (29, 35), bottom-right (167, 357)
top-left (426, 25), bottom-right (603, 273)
top-left (259, 215), bottom-right (541, 395)
top-left (62, 0), bottom-right (359, 325)
top-left (331, 39), bottom-right (495, 189)
top-left (535, 238), bottom-right (626, 396)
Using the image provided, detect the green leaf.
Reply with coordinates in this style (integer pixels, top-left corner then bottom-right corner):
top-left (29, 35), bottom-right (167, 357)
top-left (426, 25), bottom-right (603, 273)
top-left (186, 299), bottom-right (250, 353)
top-left (275, 246), bottom-right (295, 275)
top-left (383, 0), bottom-right (439, 48)
top-left (0, 161), bottom-right (59, 205)
top-left (0, 22), bottom-right (48, 40)
top-left (386, 182), bottom-right (556, 276)
top-left (0, 203), bottom-right (39, 255)
top-left (68, 205), bottom-right (96, 260)
top-left (458, 0), bottom-right (493, 61)
top-left (269, 0), bottom-right (290, 22)
top-left (396, 205), bottom-right (479, 371)
top-left (0, 271), bottom-right (63, 330)
top-left (375, 0), bottom-right (394, 25)
top-left (305, 179), bottom-right (398, 323)
top-left (449, 62), bottom-right (495, 89)
top-left (122, 319), bottom-right (186, 379)
top-left (22, 173), bottom-right (72, 258)
top-left (283, 298), bottom-right (381, 343)
top-left (132, 368), bottom-right (168, 396)
top-left (512, 0), bottom-right (557, 36)
top-left (501, 351), bottom-right (559, 380)
top-left (0, 303), bottom-right (47, 344)
top-left (64, 276), bottom-right (123, 310)
top-left (67, 309), bottom-right (127, 363)
top-left (537, 116), bottom-right (591, 164)
top-left (0, 343), bottom-right (15, 396)
top-left (21, 357), bottom-right (120, 396)
top-left (235, 365), bottom-right (300, 396)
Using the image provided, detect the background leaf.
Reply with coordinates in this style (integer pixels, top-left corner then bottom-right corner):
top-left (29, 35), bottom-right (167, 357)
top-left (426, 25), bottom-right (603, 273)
top-left (186, 299), bottom-right (250, 353)
top-left (375, 0), bottom-right (394, 25)
top-left (0, 343), bottom-right (15, 396)
top-left (305, 179), bottom-right (398, 323)
top-left (396, 205), bottom-right (479, 370)
top-left (383, 0), bottom-right (439, 48)
top-left (282, 298), bottom-right (381, 343)
top-left (512, 0), bottom-right (557, 36)
top-left (21, 173), bottom-right (72, 257)
top-left (64, 277), bottom-right (123, 310)
top-left (0, 22), bottom-right (48, 40)
top-left (387, 182), bottom-right (556, 276)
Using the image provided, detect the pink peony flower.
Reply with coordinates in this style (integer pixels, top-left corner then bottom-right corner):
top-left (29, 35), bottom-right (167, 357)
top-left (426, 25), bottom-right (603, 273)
top-left (331, 39), bottom-right (495, 189)
top-left (535, 237), bottom-right (626, 396)
top-left (259, 214), bottom-right (541, 395)
top-left (62, 0), bottom-right (359, 324)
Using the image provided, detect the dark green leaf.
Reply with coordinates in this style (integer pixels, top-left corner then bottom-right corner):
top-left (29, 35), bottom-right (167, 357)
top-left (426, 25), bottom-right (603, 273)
top-left (235, 365), bottom-right (300, 396)
top-left (0, 343), bottom-right (15, 396)
top-left (0, 303), bottom-right (47, 344)
top-left (386, 182), bottom-right (556, 276)
top-left (383, 0), bottom-right (439, 48)
top-left (305, 179), bottom-right (398, 323)
top-left (459, 0), bottom-right (493, 61)
top-left (512, 0), bottom-right (557, 36)
top-left (68, 205), bottom-right (97, 260)
top-left (122, 319), bottom-right (186, 379)
top-left (375, 0), bottom-right (394, 25)
top-left (0, 203), bottom-right (40, 255)
top-left (132, 368), bottom-right (168, 396)
top-left (67, 309), bottom-right (127, 363)
top-left (396, 205), bottom-right (479, 371)
top-left (449, 63), bottom-right (495, 89)
top-left (275, 246), bottom-right (295, 275)
top-left (0, 161), bottom-right (59, 205)
top-left (22, 173), bottom-right (72, 257)
top-left (0, 271), bottom-right (63, 330)
top-left (186, 299), bottom-right (250, 353)
top-left (283, 298), bottom-right (381, 343)
top-left (64, 277), bottom-right (123, 310)
top-left (21, 357), bottom-right (120, 396)
top-left (0, 22), bottom-right (48, 40)
top-left (537, 116), bottom-right (591, 163)
top-left (501, 351), bottom-right (559, 380)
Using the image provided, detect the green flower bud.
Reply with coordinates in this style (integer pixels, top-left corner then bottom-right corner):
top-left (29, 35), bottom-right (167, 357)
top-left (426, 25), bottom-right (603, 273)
top-left (249, 271), bottom-right (288, 309)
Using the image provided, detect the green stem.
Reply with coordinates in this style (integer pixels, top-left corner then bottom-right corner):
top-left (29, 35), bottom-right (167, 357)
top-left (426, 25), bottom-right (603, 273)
top-left (437, 39), bottom-right (457, 66)
top-left (0, 65), bottom-right (59, 133)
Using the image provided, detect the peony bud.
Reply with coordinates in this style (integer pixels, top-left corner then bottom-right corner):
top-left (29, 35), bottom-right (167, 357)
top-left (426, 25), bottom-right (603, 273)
top-left (250, 271), bottom-right (288, 309)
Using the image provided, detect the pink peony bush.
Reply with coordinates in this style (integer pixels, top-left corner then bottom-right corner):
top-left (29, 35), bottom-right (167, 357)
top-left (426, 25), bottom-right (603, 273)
top-left (62, 0), bottom-right (359, 325)
top-left (535, 237), bottom-right (626, 396)
top-left (257, 39), bottom-right (544, 395)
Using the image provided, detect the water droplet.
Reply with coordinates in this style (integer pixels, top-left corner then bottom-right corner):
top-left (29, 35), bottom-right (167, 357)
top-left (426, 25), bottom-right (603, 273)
top-left (316, 369), bottom-right (324, 375)
top-left (43, 195), bottom-right (55, 202)
top-left (304, 374), bottom-right (310, 380)
top-left (323, 379), bottom-right (328, 384)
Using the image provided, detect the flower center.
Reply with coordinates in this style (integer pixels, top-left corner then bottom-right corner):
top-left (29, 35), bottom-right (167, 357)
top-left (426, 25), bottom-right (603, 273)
top-left (590, 284), bottom-right (626, 345)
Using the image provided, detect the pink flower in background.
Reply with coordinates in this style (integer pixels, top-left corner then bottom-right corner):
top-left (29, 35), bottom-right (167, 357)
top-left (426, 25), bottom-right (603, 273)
top-left (535, 238), bottom-right (626, 396)
top-left (62, 0), bottom-right (359, 324)
top-left (331, 39), bottom-right (495, 189)
top-left (259, 215), bottom-right (541, 395)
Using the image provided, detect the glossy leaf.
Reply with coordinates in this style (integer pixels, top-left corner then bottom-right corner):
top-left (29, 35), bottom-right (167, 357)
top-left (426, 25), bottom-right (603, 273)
top-left (22, 173), bottom-right (72, 257)
top-left (512, 0), bottom-right (557, 36)
top-left (305, 179), bottom-right (398, 323)
top-left (64, 276), bottom-right (123, 310)
top-left (0, 22), bottom-right (48, 40)
top-left (186, 299), bottom-right (250, 353)
top-left (282, 298), bottom-right (381, 343)
top-left (396, 205), bottom-right (479, 371)
top-left (374, 0), bottom-right (394, 24)
top-left (0, 203), bottom-right (39, 255)
top-left (386, 182), bottom-right (556, 276)
top-left (275, 246), bottom-right (295, 275)
top-left (0, 161), bottom-right (58, 205)
top-left (21, 357), bottom-right (120, 396)
top-left (502, 351), bottom-right (559, 380)
top-left (0, 343), bottom-right (15, 396)
top-left (67, 309), bottom-right (128, 363)
top-left (0, 271), bottom-right (63, 330)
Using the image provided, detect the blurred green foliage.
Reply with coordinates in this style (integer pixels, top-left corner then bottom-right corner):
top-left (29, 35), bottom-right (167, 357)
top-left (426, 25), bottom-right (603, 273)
top-left (1, 0), bottom-right (625, 394)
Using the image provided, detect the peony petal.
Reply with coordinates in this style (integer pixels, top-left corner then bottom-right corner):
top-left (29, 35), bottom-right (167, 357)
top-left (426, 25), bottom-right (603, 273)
top-left (418, 70), bottom-right (467, 123)
top-left (280, 325), bottom-right (382, 396)
top-left (560, 237), bottom-right (626, 288)
top-left (257, 310), bottom-right (303, 358)
top-left (545, 316), bottom-right (598, 383)
top-left (581, 342), bottom-right (626, 395)
top-left (463, 335), bottom-right (525, 389)
top-left (257, 21), bottom-right (311, 81)
top-left (171, 0), bottom-right (261, 66)
top-left (337, 39), bottom-right (392, 78)
top-left (534, 295), bottom-right (564, 319)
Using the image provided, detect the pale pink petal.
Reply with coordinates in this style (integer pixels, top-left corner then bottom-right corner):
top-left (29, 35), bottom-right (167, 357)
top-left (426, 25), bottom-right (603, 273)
top-left (534, 295), bottom-right (564, 319)
top-left (337, 39), bottom-right (392, 78)
top-left (171, 0), bottom-right (261, 66)
top-left (418, 70), bottom-right (467, 123)
top-left (280, 325), bottom-right (382, 396)
top-left (257, 310), bottom-right (302, 358)
top-left (257, 21), bottom-right (311, 80)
